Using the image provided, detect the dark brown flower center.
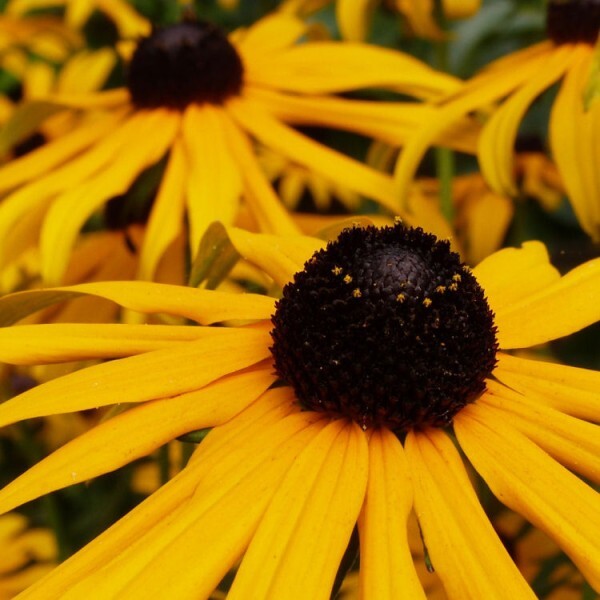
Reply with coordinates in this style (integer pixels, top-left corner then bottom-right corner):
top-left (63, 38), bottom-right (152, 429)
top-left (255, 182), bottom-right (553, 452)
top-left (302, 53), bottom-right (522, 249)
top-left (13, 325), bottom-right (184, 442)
top-left (127, 21), bottom-right (243, 110)
top-left (270, 224), bottom-right (498, 433)
top-left (546, 0), bottom-right (600, 44)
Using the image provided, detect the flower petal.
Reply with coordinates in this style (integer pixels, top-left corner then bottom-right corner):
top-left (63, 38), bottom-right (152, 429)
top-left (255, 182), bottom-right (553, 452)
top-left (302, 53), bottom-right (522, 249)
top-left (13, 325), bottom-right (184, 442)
top-left (405, 429), bottom-right (535, 599)
top-left (0, 281), bottom-right (275, 326)
top-left (494, 256), bottom-right (600, 348)
top-left (472, 241), bottom-right (559, 316)
top-left (0, 323), bottom-right (258, 364)
top-left (359, 428), bottom-right (425, 600)
top-left (138, 139), bottom-right (187, 281)
top-left (0, 326), bottom-right (272, 427)
top-left (550, 46), bottom-right (600, 241)
top-left (0, 364), bottom-right (274, 515)
top-left (229, 420), bottom-right (368, 600)
top-left (226, 226), bottom-right (324, 287)
top-left (482, 382), bottom-right (600, 484)
top-left (183, 105), bottom-right (243, 251)
top-left (229, 96), bottom-right (400, 212)
top-left (479, 44), bottom-right (573, 196)
top-left (493, 353), bottom-right (600, 421)
top-left (336, 0), bottom-right (379, 41)
top-left (455, 406), bottom-right (600, 591)
top-left (60, 411), bottom-right (326, 599)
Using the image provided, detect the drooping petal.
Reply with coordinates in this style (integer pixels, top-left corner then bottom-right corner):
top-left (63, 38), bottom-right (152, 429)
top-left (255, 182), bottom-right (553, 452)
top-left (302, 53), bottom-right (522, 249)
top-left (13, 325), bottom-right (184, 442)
top-left (226, 226), bottom-right (324, 287)
top-left (229, 420), bottom-right (368, 600)
top-left (0, 364), bottom-right (274, 516)
top-left (405, 429), bottom-right (535, 599)
top-left (481, 383), bottom-right (600, 484)
top-left (245, 42), bottom-right (460, 99)
top-left (0, 281), bottom-right (275, 327)
top-left (359, 428), bottom-right (425, 600)
top-left (95, 0), bottom-right (151, 37)
top-left (336, 0), bottom-right (379, 41)
top-left (0, 322), bottom-right (261, 364)
top-left (138, 139), bottom-right (187, 281)
top-left (229, 96), bottom-right (400, 212)
top-left (494, 256), bottom-right (600, 348)
top-left (455, 406), bottom-right (600, 591)
top-left (550, 46), bottom-right (600, 241)
top-left (60, 411), bottom-right (327, 600)
top-left (472, 241), bottom-right (559, 313)
top-left (183, 105), bottom-right (243, 251)
top-left (40, 109), bottom-right (180, 284)
top-left (493, 353), bottom-right (600, 422)
top-left (479, 44), bottom-right (573, 196)
top-left (220, 108), bottom-right (301, 236)
top-left (0, 326), bottom-right (272, 427)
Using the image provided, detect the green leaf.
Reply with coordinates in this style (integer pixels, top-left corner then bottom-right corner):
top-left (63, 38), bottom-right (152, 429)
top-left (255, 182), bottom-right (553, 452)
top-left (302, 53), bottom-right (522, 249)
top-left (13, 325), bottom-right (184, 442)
top-left (188, 222), bottom-right (241, 289)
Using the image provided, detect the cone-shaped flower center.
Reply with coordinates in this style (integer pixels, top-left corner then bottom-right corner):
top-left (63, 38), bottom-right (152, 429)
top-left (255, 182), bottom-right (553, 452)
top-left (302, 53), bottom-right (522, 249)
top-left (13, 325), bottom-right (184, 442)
top-left (270, 224), bottom-right (498, 432)
top-left (546, 0), bottom-right (600, 44)
top-left (127, 21), bottom-right (243, 109)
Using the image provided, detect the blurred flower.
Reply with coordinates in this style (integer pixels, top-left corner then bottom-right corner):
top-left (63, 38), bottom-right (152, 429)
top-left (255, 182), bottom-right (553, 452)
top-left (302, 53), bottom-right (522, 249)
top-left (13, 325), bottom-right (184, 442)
top-left (0, 512), bottom-right (56, 599)
top-left (5, 0), bottom-right (150, 38)
top-left (0, 223), bottom-right (598, 597)
top-left (394, 0), bottom-right (600, 240)
top-left (0, 12), bottom-right (467, 284)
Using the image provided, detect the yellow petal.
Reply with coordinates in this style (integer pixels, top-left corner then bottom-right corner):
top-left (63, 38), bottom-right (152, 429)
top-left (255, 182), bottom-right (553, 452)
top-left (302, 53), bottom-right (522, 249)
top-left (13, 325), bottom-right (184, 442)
top-left (96, 0), bottom-right (151, 37)
top-left (0, 364), bottom-right (274, 515)
top-left (494, 256), bottom-right (600, 348)
top-left (138, 139), bottom-right (187, 281)
top-left (60, 411), bottom-right (326, 599)
top-left (0, 327), bottom-right (272, 427)
top-left (0, 323), bottom-right (261, 365)
top-left (220, 108), bottom-right (301, 236)
top-left (359, 428), bottom-right (425, 599)
top-left (226, 226), bottom-right (324, 287)
top-left (336, 0), bottom-right (379, 41)
top-left (0, 282), bottom-right (275, 326)
top-left (479, 44), bottom-right (573, 196)
top-left (494, 353), bottom-right (600, 422)
top-left (40, 109), bottom-right (180, 284)
top-left (455, 406), bottom-right (600, 591)
top-left (551, 46), bottom-right (600, 241)
top-left (480, 383), bottom-right (600, 485)
top-left (229, 419), bottom-right (368, 600)
top-left (405, 429), bottom-right (535, 599)
top-left (18, 388), bottom-right (298, 599)
top-left (245, 42), bottom-right (460, 99)
top-left (472, 241), bottom-right (559, 314)
top-left (229, 96), bottom-right (400, 212)
top-left (183, 105), bottom-right (243, 251)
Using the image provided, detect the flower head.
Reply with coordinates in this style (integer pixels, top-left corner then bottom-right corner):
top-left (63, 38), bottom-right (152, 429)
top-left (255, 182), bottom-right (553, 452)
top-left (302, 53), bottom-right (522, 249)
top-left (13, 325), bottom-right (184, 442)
top-left (0, 223), bottom-right (599, 597)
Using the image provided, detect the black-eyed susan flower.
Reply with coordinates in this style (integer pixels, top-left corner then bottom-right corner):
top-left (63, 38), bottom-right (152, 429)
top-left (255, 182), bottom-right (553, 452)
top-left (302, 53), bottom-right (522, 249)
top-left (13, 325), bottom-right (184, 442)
top-left (0, 11), bottom-right (468, 285)
top-left (394, 0), bottom-right (600, 241)
top-left (5, 0), bottom-right (150, 38)
top-left (0, 222), bottom-right (598, 597)
top-left (0, 512), bottom-right (56, 598)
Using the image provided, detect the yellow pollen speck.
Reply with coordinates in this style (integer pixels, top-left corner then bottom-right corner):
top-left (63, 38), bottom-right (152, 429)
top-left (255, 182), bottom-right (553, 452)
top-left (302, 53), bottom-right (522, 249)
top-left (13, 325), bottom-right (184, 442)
top-left (309, 257), bottom-right (318, 265)
top-left (396, 293), bottom-right (406, 303)
top-left (435, 285), bottom-right (446, 294)
top-left (394, 216), bottom-right (403, 224)
top-left (344, 274), bottom-right (353, 284)
top-left (423, 298), bottom-right (432, 307)
top-left (332, 266), bottom-right (343, 275)
top-left (452, 274), bottom-right (462, 282)
top-left (352, 288), bottom-right (362, 298)
top-left (449, 283), bottom-right (459, 291)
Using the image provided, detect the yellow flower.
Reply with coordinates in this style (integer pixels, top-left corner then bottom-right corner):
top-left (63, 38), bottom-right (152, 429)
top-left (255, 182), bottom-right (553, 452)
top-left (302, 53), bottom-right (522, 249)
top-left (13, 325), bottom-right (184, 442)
top-left (395, 0), bottom-right (600, 240)
top-left (0, 512), bottom-right (56, 599)
top-left (0, 223), bottom-right (599, 597)
top-left (0, 12), bottom-right (464, 285)
top-left (5, 0), bottom-right (150, 38)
